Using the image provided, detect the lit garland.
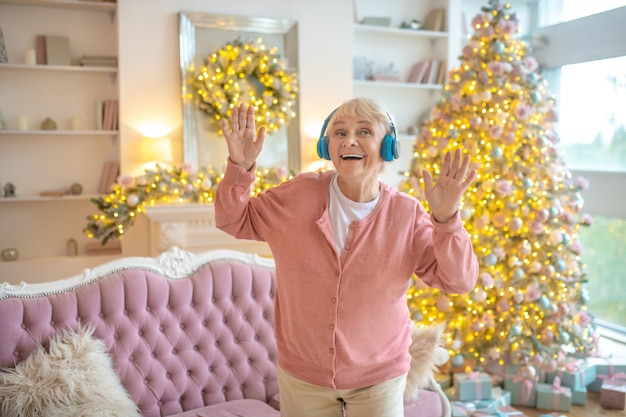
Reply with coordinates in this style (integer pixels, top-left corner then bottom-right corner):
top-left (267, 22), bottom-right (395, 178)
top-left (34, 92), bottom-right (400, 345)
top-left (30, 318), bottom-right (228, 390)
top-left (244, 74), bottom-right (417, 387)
top-left (400, 0), bottom-right (596, 371)
top-left (84, 163), bottom-right (292, 245)
top-left (195, 37), bottom-right (298, 133)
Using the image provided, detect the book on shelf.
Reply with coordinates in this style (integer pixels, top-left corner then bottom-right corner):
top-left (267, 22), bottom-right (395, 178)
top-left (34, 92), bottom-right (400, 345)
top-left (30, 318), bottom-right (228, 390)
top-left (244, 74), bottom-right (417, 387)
top-left (436, 60), bottom-right (447, 84)
top-left (98, 161), bottom-right (119, 194)
top-left (35, 35), bottom-right (47, 65)
top-left (79, 55), bottom-right (117, 67)
top-left (100, 99), bottom-right (119, 131)
top-left (414, 60), bottom-right (432, 84)
top-left (45, 35), bottom-right (71, 66)
top-left (426, 60), bottom-right (441, 85)
top-left (407, 61), bottom-right (427, 83)
top-left (422, 7), bottom-right (445, 32)
top-left (39, 189), bottom-right (68, 197)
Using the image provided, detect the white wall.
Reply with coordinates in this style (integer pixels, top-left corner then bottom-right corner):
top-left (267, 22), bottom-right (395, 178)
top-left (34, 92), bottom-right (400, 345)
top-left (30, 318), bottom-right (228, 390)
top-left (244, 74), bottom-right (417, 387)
top-left (115, 0), bottom-right (354, 254)
top-left (116, 0), bottom-right (353, 176)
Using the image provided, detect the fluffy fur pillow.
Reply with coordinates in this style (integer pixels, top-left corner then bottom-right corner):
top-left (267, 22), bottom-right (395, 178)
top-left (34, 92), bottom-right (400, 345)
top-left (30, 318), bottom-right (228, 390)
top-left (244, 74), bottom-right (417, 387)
top-left (0, 327), bottom-right (140, 417)
top-left (404, 322), bottom-right (449, 401)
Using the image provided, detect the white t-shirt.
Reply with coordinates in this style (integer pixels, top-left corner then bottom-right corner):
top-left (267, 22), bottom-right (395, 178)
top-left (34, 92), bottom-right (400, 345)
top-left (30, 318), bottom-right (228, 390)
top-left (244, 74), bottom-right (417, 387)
top-left (328, 173), bottom-right (379, 254)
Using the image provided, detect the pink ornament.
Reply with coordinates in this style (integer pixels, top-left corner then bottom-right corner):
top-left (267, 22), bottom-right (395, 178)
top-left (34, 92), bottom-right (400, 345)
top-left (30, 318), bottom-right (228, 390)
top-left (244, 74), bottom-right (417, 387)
top-left (576, 176), bottom-right (589, 189)
top-left (481, 26), bottom-right (495, 38)
top-left (503, 131), bottom-right (516, 145)
top-left (576, 310), bottom-right (592, 326)
top-left (182, 161), bottom-right (195, 174)
top-left (489, 124), bottom-right (503, 138)
top-left (495, 179), bottom-right (513, 196)
top-left (525, 285), bottom-right (541, 302)
top-left (480, 272), bottom-right (495, 287)
top-left (118, 174), bottom-right (134, 188)
top-left (541, 329), bottom-right (555, 345)
top-left (436, 297), bottom-right (450, 312)
top-left (509, 217), bottom-right (523, 232)
top-left (496, 297), bottom-right (510, 313)
top-left (543, 358), bottom-right (558, 373)
top-left (493, 213), bottom-right (507, 227)
top-left (525, 57), bottom-right (539, 72)
top-left (462, 44), bottom-right (474, 58)
top-left (514, 103), bottom-right (532, 120)
top-left (536, 209), bottom-right (550, 222)
top-left (582, 214), bottom-right (594, 225)
top-left (488, 61), bottom-right (505, 77)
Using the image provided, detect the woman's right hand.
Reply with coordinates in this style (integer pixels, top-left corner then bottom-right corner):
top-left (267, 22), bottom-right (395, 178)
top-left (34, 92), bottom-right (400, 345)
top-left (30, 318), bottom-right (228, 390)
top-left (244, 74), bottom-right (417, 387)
top-left (220, 103), bottom-right (266, 171)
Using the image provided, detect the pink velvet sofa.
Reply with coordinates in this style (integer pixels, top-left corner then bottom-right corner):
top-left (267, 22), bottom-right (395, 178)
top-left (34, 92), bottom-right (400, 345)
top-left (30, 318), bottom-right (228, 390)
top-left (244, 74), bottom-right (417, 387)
top-left (0, 247), bottom-right (447, 417)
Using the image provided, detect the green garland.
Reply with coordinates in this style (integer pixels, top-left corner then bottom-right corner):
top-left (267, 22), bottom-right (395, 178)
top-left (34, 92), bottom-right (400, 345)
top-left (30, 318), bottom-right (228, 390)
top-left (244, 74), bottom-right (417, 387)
top-left (84, 164), bottom-right (292, 245)
top-left (195, 38), bottom-right (298, 132)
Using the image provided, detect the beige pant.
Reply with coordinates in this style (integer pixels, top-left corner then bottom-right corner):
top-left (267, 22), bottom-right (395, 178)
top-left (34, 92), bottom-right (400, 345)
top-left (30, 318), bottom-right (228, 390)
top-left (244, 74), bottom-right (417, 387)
top-left (277, 366), bottom-right (407, 417)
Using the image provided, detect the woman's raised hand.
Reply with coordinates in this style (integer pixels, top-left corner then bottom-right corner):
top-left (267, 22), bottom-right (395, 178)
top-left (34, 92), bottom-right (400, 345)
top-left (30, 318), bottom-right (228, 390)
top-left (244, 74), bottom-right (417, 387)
top-left (422, 149), bottom-right (476, 223)
top-left (220, 103), bottom-right (266, 171)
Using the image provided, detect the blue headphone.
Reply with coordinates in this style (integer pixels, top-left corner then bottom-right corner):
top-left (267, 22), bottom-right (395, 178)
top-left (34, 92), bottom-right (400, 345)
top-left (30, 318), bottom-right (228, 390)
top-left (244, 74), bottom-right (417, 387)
top-left (316, 109), bottom-right (400, 162)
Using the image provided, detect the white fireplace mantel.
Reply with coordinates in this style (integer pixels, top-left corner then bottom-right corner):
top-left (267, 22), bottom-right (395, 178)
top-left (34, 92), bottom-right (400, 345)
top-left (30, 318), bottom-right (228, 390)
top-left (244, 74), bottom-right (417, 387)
top-left (144, 203), bottom-right (271, 257)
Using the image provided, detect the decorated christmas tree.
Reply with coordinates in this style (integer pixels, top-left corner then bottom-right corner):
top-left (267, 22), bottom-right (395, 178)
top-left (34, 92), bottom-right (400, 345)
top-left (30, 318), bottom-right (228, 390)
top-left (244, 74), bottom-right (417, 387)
top-left (400, 1), bottom-right (597, 372)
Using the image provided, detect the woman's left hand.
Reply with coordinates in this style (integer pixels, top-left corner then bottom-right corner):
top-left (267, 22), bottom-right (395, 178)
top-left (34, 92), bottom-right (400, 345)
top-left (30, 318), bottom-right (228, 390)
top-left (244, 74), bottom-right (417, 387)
top-left (422, 149), bottom-right (476, 223)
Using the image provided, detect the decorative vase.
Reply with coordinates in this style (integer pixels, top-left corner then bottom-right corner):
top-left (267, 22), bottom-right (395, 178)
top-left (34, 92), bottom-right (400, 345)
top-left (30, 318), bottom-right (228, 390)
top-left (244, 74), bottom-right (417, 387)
top-left (70, 183), bottom-right (83, 195)
top-left (41, 117), bottom-right (57, 130)
top-left (2, 248), bottom-right (18, 261)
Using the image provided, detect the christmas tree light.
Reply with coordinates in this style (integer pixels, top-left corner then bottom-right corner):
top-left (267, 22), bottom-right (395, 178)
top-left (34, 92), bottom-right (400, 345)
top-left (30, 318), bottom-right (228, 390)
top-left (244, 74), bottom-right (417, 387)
top-left (84, 163), bottom-right (292, 245)
top-left (400, 1), bottom-right (596, 371)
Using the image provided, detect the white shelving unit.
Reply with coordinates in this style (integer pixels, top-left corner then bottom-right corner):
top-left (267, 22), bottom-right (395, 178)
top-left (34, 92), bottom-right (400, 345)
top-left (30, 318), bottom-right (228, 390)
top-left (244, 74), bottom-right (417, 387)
top-left (352, 0), bottom-right (461, 187)
top-left (0, 0), bottom-right (120, 277)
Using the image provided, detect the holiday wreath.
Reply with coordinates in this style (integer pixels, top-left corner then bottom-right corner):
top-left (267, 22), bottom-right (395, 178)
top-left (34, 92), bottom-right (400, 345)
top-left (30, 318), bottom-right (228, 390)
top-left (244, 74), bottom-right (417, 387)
top-left (194, 37), bottom-right (298, 133)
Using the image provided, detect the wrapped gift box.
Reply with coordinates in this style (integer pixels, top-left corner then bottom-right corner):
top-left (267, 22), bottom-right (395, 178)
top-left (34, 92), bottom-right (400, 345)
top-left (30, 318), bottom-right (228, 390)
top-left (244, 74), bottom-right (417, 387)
top-left (451, 401), bottom-right (478, 416)
top-left (600, 378), bottom-right (626, 410)
top-left (453, 371), bottom-right (493, 401)
top-left (570, 386), bottom-right (587, 405)
top-left (545, 359), bottom-right (596, 390)
top-left (535, 379), bottom-right (572, 412)
top-left (471, 406), bottom-right (528, 416)
top-left (493, 405), bottom-right (528, 416)
top-left (503, 366), bottom-right (538, 407)
top-left (587, 356), bottom-right (626, 393)
top-left (448, 387), bottom-right (511, 414)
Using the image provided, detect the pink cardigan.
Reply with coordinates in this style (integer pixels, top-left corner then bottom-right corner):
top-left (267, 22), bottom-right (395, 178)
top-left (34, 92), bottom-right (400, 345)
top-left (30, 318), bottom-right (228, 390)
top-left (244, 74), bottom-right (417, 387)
top-left (215, 161), bottom-right (478, 390)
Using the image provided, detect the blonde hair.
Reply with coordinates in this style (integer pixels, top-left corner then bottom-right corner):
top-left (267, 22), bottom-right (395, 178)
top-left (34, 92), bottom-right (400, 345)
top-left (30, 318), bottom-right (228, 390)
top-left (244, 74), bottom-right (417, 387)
top-left (326, 97), bottom-right (396, 137)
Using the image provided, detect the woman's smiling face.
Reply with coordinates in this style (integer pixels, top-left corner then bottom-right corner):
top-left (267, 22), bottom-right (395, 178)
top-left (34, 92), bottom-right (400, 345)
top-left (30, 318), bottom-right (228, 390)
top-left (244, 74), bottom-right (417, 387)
top-left (327, 114), bottom-right (386, 181)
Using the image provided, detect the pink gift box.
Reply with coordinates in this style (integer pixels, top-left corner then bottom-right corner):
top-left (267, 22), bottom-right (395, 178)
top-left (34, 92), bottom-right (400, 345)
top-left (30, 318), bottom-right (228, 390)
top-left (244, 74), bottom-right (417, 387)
top-left (600, 378), bottom-right (626, 410)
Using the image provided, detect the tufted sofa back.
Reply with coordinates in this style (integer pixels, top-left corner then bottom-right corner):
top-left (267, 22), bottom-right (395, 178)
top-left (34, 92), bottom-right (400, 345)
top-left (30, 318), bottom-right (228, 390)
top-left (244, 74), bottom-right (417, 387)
top-left (0, 248), bottom-right (278, 417)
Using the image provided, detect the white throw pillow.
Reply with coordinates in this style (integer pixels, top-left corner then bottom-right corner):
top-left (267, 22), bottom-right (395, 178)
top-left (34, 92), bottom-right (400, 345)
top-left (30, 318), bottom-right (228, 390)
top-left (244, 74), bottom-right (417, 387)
top-left (0, 326), bottom-right (140, 417)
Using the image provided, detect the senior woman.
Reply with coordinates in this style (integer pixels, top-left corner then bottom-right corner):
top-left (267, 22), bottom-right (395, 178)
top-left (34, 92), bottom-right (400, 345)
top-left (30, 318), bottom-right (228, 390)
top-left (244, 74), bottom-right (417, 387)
top-left (215, 97), bottom-right (478, 417)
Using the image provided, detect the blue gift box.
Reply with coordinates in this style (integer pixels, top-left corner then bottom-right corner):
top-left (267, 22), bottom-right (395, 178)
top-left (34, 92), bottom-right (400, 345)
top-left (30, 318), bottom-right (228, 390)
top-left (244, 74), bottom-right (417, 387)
top-left (453, 371), bottom-right (493, 401)
top-left (570, 386), bottom-right (587, 405)
top-left (535, 380), bottom-right (572, 412)
top-left (503, 366), bottom-right (537, 407)
top-left (587, 357), bottom-right (626, 392)
top-left (451, 401), bottom-right (478, 416)
top-left (545, 359), bottom-right (596, 390)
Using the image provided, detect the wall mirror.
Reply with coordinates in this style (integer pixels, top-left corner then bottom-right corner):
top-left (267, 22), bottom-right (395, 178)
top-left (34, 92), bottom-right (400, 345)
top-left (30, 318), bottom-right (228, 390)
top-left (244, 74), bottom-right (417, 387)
top-left (179, 12), bottom-right (300, 174)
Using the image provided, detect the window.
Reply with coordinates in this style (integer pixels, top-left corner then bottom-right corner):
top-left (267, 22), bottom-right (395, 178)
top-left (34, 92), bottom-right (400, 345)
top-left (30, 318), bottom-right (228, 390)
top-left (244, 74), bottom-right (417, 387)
top-left (544, 56), bottom-right (626, 172)
top-left (540, 0), bottom-right (626, 26)
top-left (528, 1), bottom-right (626, 335)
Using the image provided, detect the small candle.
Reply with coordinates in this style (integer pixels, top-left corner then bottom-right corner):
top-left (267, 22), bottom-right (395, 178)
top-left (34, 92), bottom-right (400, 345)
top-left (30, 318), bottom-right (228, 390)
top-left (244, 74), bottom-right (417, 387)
top-left (71, 116), bottom-right (81, 131)
top-left (25, 49), bottom-right (36, 65)
top-left (16, 115), bottom-right (27, 130)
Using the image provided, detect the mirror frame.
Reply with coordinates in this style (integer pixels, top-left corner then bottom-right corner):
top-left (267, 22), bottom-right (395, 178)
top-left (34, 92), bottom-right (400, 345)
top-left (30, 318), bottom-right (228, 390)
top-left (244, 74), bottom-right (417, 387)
top-left (179, 12), bottom-right (301, 173)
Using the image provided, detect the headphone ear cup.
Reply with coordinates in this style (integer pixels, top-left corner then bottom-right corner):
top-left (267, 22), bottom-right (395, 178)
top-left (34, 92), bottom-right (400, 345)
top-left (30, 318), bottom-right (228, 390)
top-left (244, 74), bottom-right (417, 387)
top-left (381, 134), bottom-right (400, 162)
top-left (317, 136), bottom-right (331, 160)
